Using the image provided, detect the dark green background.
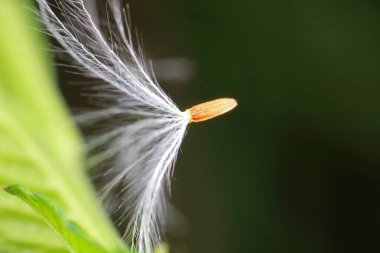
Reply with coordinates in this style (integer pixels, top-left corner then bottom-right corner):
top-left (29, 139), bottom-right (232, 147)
top-left (56, 0), bottom-right (380, 252)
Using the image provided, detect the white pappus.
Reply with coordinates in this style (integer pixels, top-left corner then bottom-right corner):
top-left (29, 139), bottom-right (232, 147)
top-left (36, 0), bottom-right (237, 252)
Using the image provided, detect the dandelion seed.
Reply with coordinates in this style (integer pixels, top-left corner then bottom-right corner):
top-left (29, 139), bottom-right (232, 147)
top-left (187, 98), bottom-right (238, 123)
top-left (36, 0), bottom-right (237, 252)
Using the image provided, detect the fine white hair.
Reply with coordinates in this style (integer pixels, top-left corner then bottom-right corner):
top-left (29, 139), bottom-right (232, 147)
top-left (35, 0), bottom-right (189, 252)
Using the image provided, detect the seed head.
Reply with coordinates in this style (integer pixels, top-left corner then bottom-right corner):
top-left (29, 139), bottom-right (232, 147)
top-left (35, 1), bottom-right (237, 252)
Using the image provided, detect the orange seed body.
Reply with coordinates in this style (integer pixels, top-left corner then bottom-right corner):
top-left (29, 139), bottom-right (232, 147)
top-left (186, 98), bottom-right (238, 123)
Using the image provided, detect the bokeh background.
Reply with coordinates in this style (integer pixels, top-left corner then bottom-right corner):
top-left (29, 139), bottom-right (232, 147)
top-left (54, 0), bottom-right (380, 252)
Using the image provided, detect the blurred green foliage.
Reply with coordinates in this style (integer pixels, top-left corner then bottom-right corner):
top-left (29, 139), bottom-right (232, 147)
top-left (5, 185), bottom-right (127, 253)
top-left (0, 0), bottom-right (127, 252)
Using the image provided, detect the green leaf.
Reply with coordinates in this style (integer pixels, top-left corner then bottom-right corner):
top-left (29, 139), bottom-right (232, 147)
top-left (153, 244), bottom-right (170, 253)
top-left (0, 0), bottom-right (129, 252)
top-left (5, 185), bottom-right (111, 253)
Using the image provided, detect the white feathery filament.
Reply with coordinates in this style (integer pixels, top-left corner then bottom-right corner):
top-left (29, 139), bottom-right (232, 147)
top-left (35, 1), bottom-right (237, 252)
